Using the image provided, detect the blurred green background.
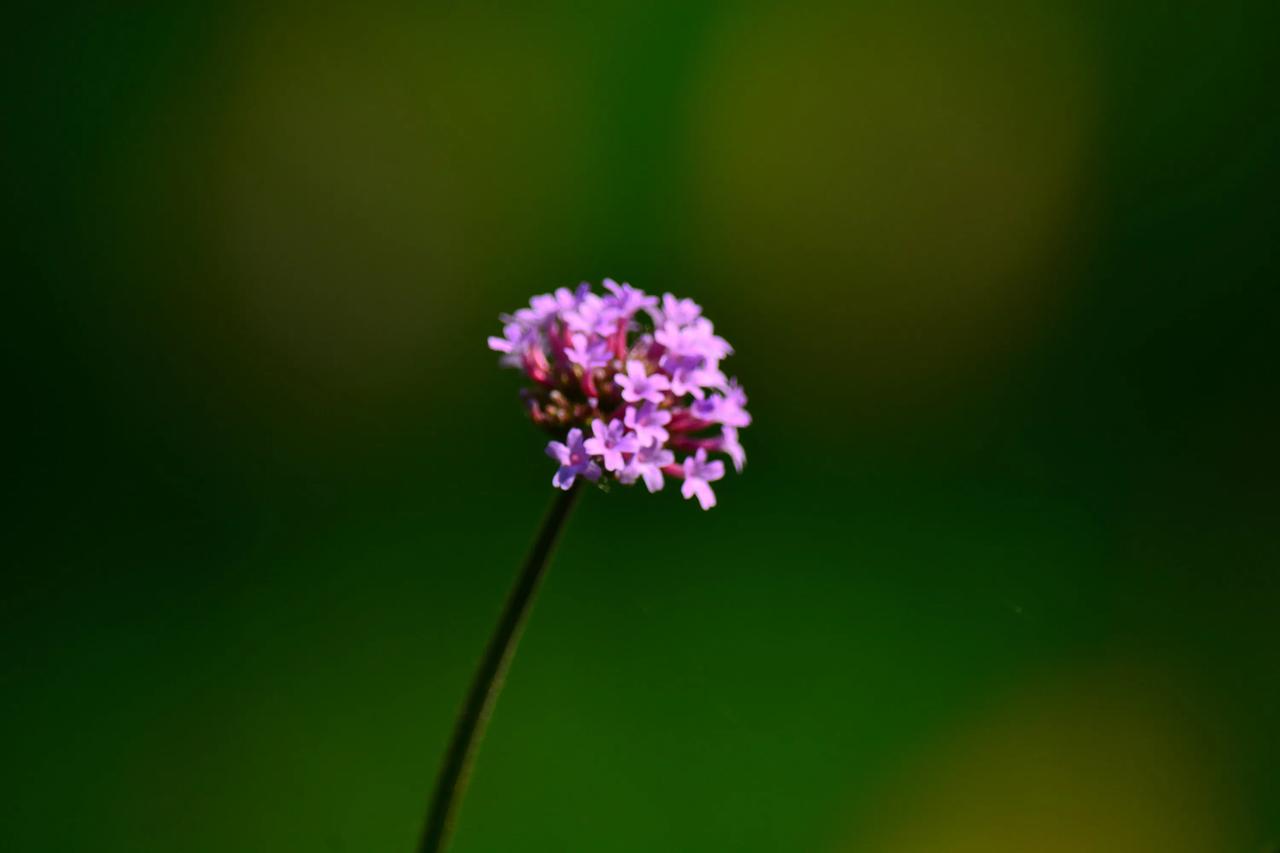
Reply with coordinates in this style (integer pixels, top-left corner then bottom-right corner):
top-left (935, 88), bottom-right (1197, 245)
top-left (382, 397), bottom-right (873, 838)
top-left (6, 3), bottom-right (1278, 851)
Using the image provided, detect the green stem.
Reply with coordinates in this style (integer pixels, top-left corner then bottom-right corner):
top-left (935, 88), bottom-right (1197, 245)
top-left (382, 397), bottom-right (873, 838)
top-left (417, 483), bottom-right (582, 853)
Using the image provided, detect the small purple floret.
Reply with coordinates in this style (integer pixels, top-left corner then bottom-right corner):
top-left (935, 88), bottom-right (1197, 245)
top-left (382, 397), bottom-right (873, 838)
top-left (719, 426), bottom-right (746, 473)
top-left (619, 442), bottom-right (675, 493)
top-left (624, 402), bottom-right (671, 447)
top-left (681, 448), bottom-right (725, 510)
top-left (616, 360), bottom-right (670, 405)
top-left (565, 333), bottom-right (612, 370)
top-left (546, 428), bottom-right (601, 490)
top-left (583, 418), bottom-right (639, 473)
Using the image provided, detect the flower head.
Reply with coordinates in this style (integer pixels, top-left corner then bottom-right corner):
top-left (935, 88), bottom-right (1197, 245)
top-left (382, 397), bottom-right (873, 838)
top-left (490, 280), bottom-right (749, 509)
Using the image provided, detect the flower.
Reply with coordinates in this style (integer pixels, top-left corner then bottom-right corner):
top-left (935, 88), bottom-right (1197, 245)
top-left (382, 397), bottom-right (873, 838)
top-left (565, 333), bottom-right (612, 371)
top-left (546, 428), bottom-right (601, 490)
top-left (719, 426), bottom-right (746, 473)
top-left (615, 360), bottom-right (670, 405)
top-left (564, 291), bottom-right (616, 337)
top-left (489, 280), bottom-right (749, 509)
top-left (583, 418), bottom-right (639, 473)
top-left (624, 401), bottom-right (671, 447)
top-left (681, 449), bottom-right (725, 510)
top-left (689, 383), bottom-right (751, 428)
top-left (718, 379), bottom-right (752, 427)
top-left (659, 293), bottom-right (702, 326)
top-left (487, 322), bottom-right (525, 354)
top-left (655, 318), bottom-right (731, 364)
top-left (618, 442), bottom-right (675, 493)
top-left (604, 278), bottom-right (658, 317)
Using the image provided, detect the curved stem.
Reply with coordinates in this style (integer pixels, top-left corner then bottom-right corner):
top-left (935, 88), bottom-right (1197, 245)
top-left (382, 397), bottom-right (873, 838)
top-left (417, 483), bottom-right (582, 853)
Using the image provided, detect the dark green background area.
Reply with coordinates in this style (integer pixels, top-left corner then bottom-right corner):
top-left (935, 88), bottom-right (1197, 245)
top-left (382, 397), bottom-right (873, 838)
top-left (5, 3), bottom-right (1277, 851)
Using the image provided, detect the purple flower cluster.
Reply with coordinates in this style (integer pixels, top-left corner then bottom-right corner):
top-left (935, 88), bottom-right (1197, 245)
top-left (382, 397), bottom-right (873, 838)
top-left (489, 280), bottom-right (750, 509)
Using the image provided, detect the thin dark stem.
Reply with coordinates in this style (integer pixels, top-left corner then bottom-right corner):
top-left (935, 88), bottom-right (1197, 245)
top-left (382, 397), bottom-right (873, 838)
top-left (417, 483), bottom-right (582, 853)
